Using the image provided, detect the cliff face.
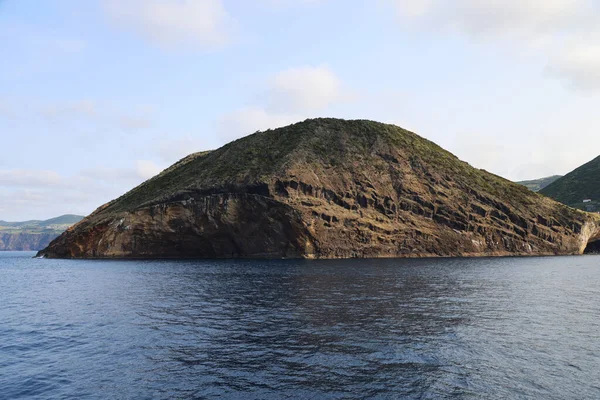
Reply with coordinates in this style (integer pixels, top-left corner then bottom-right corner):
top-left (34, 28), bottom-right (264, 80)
top-left (0, 215), bottom-right (83, 251)
top-left (39, 118), bottom-right (600, 259)
top-left (0, 233), bottom-right (60, 251)
top-left (43, 194), bottom-right (315, 258)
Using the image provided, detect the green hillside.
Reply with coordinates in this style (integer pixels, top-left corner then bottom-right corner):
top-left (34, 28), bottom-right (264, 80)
top-left (517, 175), bottom-right (562, 192)
top-left (0, 214), bottom-right (84, 251)
top-left (98, 118), bottom-right (540, 216)
top-left (540, 156), bottom-right (600, 210)
top-left (0, 214), bottom-right (84, 234)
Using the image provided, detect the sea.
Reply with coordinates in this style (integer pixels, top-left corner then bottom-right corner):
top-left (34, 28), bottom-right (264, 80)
top-left (1, 251), bottom-right (599, 399)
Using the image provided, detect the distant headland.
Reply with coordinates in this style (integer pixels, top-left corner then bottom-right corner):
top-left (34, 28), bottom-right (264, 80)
top-left (1, 215), bottom-right (83, 251)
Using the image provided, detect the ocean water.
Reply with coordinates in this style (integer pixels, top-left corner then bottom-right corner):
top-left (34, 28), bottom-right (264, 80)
top-left (1, 252), bottom-right (599, 399)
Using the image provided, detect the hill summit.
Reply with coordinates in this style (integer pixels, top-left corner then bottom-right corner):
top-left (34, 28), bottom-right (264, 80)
top-left (39, 118), bottom-right (600, 259)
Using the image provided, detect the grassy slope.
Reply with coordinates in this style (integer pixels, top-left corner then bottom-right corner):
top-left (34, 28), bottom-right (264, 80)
top-left (0, 214), bottom-right (84, 234)
top-left (540, 156), bottom-right (600, 207)
top-left (96, 119), bottom-right (543, 217)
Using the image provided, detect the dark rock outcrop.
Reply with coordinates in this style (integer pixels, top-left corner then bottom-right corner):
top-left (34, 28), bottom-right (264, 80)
top-left (38, 118), bottom-right (600, 259)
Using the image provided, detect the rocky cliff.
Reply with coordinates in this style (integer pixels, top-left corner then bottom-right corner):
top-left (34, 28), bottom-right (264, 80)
top-left (0, 233), bottom-right (60, 251)
top-left (0, 215), bottom-right (83, 251)
top-left (38, 119), bottom-right (600, 259)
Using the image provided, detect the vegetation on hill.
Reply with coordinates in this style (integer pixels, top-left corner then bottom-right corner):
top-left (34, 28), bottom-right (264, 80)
top-left (40, 118), bottom-right (600, 259)
top-left (0, 214), bottom-right (84, 233)
top-left (517, 175), bottom-right (562, 192)
top-left (540, 156), bottom-right (600, 210)
top-left (0, 214), bottom-right (84, 251)
top-left (100, 119), bottom-right (539, 215)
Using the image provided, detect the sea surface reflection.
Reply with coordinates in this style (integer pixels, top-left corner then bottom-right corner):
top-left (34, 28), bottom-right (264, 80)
top-left (1, 252), bottom-right (599, 399)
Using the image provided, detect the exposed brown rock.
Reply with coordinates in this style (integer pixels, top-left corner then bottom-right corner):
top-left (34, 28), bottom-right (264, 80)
top-left (38, 118), bottom-right (600, 259)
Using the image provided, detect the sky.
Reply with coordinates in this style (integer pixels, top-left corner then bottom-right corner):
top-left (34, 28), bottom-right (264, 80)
top-left (1, 0), bottom-right (600, 221)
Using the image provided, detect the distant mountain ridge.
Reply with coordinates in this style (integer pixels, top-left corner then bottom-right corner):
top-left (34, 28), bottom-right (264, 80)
top-left (0, 214), bottom-right (84, 251)
top-left (0, 214), bottom-right (83, 229)
top-left (540, 156), bottom-right (600, 211)
top-left (517, 175), bottom-right (562, 192)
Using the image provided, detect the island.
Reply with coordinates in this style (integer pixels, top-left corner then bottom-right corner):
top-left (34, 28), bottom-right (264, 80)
top-left (37, 119), bottom-right (600, 259)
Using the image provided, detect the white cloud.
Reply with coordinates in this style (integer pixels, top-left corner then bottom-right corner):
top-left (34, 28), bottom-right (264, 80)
top-left (42, 99), bottom-right (97, 119)
top-left (38, 99), bottom-right (154, 132)
top-left (269, 65), bottom-right (349, 112)
top-left (0, 188), bottom-right (97, 221)
top-left (0, 169), bottom-right (63, 188)
top-left (135, 160), bottom-right (164, 179)
top-left (104, 0), bottom-right (234, 49)
top-left (218, 107), bottom-right (302, 142)
top-left (0, 160), bottom-right (169, 220)
top-left (390, 0), bottom-right (600, 91)
top-left (80, 160), bottom-right (164, 183)
top-left (215, 65), bottom-right (353, 143)
top-left (158, 135), bottom-right (206, 163)
top-left (260, 0), bottom-right (325, 8)
top-left (0, 169), bottom-right (92, 220)
top-left (79, 166), bottom-right (139, 185)
top-left (392, 0), bottom-right (593, 38)
top-left (116, 114), bottom-right (153, 131)
top-left (0, 161), bottom-right (164, 192)
top-left (546, 41), bottom-right (600, 90)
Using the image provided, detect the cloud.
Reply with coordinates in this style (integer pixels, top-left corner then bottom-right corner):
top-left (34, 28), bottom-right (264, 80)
top-left (0, 161), bottom-right (163, 191)
top-left (215, 65), bottom-right (353, 143)
top-left (39, 100), bottom-right (154, 132)
top-left (104, 0), bottom-right (235, 50)
top-left (158, 135), bottom-right (206, 163)
top-left (80, 160), bottom-right (164, 184)
top-left (42, 99), bottom-right (97, 119)
top-left (268, 65), bottom-right (351, 112)
top-left (117, 114), bottom-right (153, 131)
top-left (391, 0), bottom-right (593, 39)
top-left (218, 107), bottom-right (302, 142)
top-left (0, 190), bottom-right (54, 219)
top-left (0, 169), bottom-right (94, 220)
top-left (260, 0), bottom-right (325, 8)
top-left (0, 169), bottom-right (63, 188)
top-left (0, 187), bottom-right (98, 221)
top-left (0, 160), bottom-right (167, 220)
top-left (546, 41), bottom-right (600, 90)
top-left (79, 166), bottom-right (139, 185)
top-left (135, 160), bottom-right (163, 179)
top-left (390, 0), bottom-right (600, 90)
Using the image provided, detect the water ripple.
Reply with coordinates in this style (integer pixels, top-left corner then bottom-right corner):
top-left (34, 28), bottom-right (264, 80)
top-left (1, 252), bottom-right (599, 399)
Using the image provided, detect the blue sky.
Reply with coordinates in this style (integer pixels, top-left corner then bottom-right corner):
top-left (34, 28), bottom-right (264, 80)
top-left (1, 0), bottom-right (600, 220)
